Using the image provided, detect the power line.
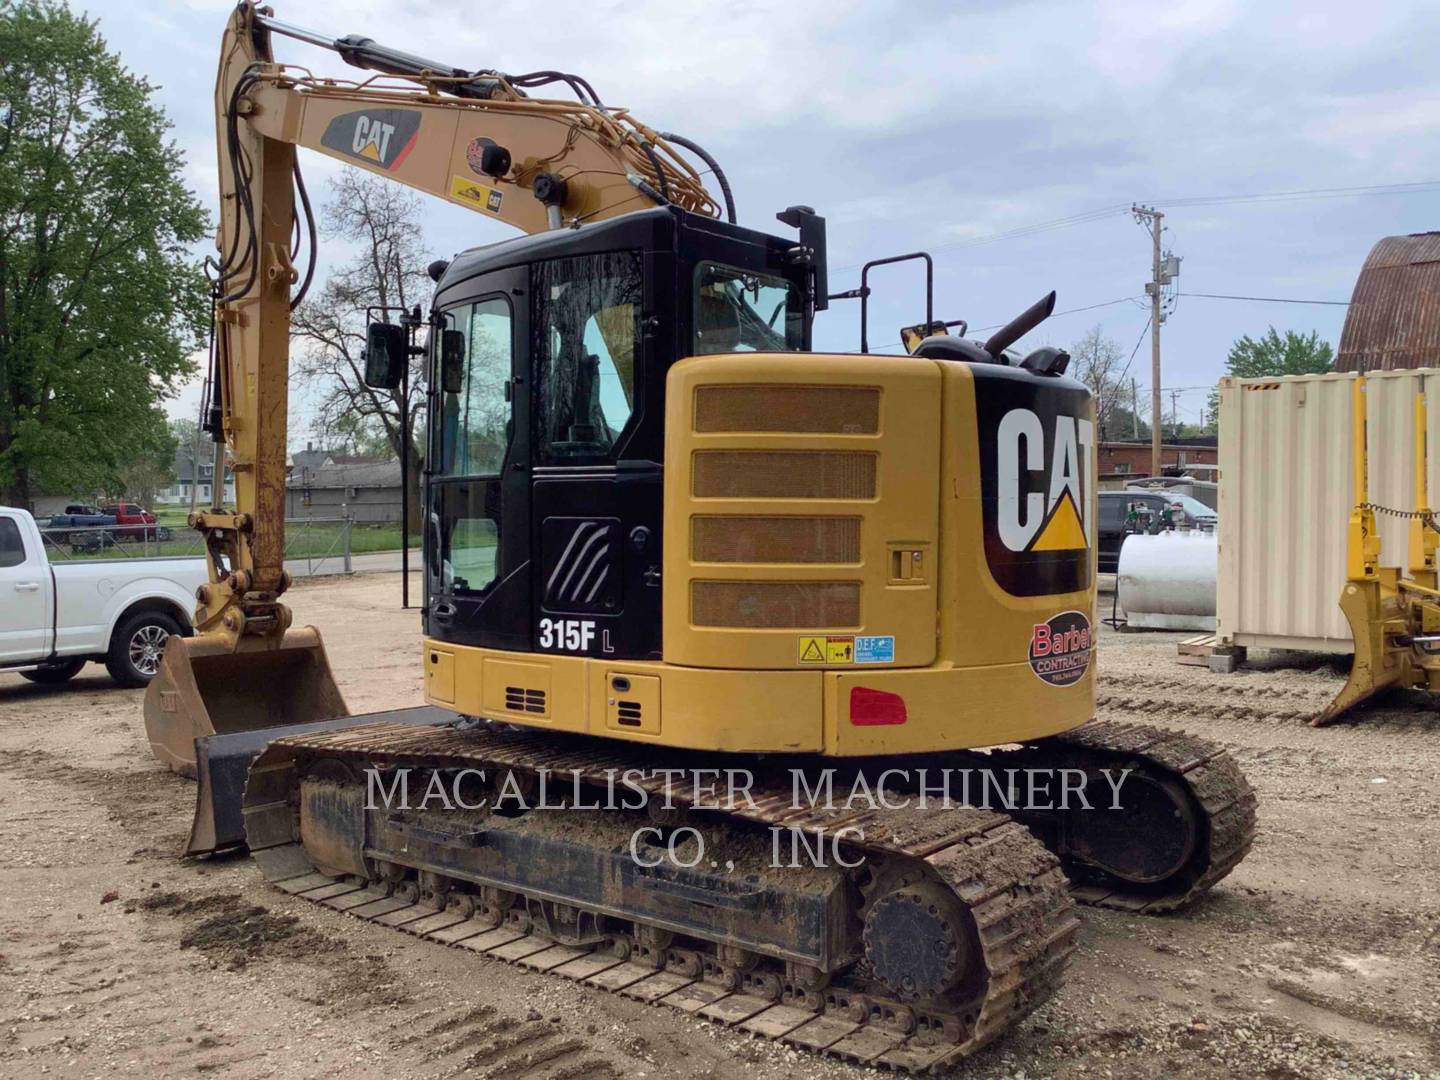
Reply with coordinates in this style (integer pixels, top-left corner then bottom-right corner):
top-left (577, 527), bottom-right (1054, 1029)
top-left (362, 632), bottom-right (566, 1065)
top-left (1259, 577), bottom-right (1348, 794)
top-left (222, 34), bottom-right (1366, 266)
top-left (1119, 314), bottom-right (1152, 382)
top-left (833, 205), bottom-right (1129, 271)
top-left (832, 178), bottom-right (1440, 274)
top-left (968, 295), bottom-right (1145, 333)
top-left (863, 294), bottom-right (1146, 354)
top-left (1177, 291), bottom-right (1349, 306)
top-left (1150, 179), bottom-right (1440, 208)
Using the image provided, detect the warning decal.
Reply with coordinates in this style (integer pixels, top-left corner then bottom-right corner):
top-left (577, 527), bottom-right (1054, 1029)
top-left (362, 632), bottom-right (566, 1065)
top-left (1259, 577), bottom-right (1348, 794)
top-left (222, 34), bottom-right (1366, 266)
top-left (799, 637), bottom-right (826, 663)
top-left (798, 635), bottom-right (859, 664)
top-left (450, 175), bottom-right (504, 214)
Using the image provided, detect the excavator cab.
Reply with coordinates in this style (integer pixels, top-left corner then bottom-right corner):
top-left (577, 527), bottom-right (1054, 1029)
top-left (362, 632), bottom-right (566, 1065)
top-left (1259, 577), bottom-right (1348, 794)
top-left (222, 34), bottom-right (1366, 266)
top-left (408, 208), bottom-right (812, 664)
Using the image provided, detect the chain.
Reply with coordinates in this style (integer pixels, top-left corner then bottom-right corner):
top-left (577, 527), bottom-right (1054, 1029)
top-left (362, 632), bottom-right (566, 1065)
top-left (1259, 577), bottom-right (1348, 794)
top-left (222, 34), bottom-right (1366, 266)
top-left (1360, 503), bottom-right (1440, 529)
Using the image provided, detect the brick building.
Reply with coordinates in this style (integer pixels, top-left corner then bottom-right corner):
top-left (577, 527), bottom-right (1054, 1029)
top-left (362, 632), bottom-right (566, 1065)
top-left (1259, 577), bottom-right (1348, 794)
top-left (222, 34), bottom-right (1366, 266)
top-left (1098, 438), bottom-right (1217, 480)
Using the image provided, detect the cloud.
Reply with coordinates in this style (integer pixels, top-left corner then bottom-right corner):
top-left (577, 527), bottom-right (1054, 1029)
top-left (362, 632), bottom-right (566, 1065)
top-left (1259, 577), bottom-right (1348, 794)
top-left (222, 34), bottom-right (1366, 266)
top-left (78, 0), bottom-right (1435, 432)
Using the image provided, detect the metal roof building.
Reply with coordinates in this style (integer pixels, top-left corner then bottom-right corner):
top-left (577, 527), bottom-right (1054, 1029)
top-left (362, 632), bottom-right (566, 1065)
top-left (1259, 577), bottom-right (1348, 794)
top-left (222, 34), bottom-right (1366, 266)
top-left (1336, 232), bottom-right (1440, 372)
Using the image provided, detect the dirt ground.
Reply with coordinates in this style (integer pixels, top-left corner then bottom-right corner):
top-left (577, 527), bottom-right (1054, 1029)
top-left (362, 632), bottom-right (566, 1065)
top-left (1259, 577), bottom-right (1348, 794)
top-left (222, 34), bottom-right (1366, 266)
top-left (1, 573), bottom-right (1437, 1079)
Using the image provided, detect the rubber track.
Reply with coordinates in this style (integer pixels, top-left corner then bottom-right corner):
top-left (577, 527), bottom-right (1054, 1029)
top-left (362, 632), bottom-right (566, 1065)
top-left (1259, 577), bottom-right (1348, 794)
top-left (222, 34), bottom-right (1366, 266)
top-left (244, 723), bottom-right (1080, 1073)
top-left (1017, 720), bottom-right (1258, 914)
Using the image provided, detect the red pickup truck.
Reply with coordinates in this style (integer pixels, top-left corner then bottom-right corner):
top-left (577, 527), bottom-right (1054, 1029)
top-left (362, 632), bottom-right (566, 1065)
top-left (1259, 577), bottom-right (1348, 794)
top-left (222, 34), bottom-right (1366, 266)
top-left (100, 503), bottom-right (169, 542)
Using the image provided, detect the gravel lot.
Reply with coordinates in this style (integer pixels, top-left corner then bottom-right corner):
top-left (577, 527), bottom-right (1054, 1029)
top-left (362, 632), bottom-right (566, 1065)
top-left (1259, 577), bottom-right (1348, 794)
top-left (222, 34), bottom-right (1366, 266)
top-left (1, 573), bottom-right (1436, 1079)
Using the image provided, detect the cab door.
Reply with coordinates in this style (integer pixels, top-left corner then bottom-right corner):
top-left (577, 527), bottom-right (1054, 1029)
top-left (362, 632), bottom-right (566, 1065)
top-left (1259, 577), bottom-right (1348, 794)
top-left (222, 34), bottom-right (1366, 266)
top-left (425, 267), bottom-right (532, 651)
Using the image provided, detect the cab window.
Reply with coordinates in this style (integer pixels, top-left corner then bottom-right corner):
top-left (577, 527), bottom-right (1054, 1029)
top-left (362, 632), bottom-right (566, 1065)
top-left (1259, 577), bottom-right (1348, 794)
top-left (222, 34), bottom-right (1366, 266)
top-left (693, 262), bottom-right (803, 356)
top-left (0, 518), bottom-right (25, 568)
top-left (431, 295), bottom-right (513, 596)
top-left (533, 251), bottom-right (642, 465)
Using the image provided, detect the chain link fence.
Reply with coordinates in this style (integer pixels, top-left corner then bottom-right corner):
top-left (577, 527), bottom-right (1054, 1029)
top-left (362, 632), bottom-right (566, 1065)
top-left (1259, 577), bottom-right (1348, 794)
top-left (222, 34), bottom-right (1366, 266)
top-left (38, 517), bottom-right (358, 576)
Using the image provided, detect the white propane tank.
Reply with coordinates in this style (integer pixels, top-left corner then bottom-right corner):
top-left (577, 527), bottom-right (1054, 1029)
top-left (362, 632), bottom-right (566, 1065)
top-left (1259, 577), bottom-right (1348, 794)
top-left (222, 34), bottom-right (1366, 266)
top-left (1116, 530), bottom-right (1217, 631)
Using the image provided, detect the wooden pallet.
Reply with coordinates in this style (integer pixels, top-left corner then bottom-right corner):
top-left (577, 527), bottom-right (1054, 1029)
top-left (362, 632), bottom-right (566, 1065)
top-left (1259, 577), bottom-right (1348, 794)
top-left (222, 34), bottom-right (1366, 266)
top-left (1176, 633), bottom-right (1218, 666)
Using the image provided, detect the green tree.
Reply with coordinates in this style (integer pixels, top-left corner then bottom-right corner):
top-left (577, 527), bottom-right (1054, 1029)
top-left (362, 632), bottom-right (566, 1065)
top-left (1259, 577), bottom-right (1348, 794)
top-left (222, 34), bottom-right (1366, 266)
top-left (1206, 328), bottom-right (1333, 429)
top-left (0, 1), bottom-right (208, 508)
top-left (111, 426), bottom-right (176, 507)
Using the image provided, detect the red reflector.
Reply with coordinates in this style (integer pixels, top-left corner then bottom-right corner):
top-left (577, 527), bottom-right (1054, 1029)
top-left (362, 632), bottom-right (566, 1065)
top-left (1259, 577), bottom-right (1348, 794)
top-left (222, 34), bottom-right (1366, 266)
top-left (849, 686), bottom-right (907, 726)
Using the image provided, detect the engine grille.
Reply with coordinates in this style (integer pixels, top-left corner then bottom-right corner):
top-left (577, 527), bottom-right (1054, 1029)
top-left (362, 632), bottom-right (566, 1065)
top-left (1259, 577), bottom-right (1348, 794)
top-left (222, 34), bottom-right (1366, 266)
top-left (694, 385), bottom-right (880, 434)
top-left (692, 451), bottom-right (877, 500)
top-left (691, 580), bottom-right (861, 629)
top-left (692, 515), bottom-right (862, 564)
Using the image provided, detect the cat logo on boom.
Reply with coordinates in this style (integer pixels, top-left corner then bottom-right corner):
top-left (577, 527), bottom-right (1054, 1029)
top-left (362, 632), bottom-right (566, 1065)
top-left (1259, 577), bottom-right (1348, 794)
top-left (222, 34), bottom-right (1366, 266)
top-left (319, 109), bottom-right (421, 171)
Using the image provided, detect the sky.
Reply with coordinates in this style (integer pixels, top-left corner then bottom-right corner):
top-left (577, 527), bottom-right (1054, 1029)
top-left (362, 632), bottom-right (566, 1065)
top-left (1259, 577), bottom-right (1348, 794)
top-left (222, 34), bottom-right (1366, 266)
top-left (86, 0), bottom-right (1440, 440)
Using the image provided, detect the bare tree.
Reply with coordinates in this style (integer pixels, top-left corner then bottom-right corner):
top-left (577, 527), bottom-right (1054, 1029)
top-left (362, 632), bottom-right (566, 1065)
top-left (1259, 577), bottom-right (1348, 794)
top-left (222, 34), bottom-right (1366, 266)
top-left (291, 169), bottom-right (431, 518)
top-left (1069, 325), bottom-right (1128, 440)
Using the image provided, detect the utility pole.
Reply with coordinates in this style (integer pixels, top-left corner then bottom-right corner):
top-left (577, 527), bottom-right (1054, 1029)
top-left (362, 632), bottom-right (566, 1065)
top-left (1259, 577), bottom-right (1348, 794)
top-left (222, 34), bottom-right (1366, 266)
top-left (1170, 388), bottom-right (1181, 435)
top-left (1131, 377), bottom-right (1140, 439)
top-left (1133, 205), bottom-right (1164, 476)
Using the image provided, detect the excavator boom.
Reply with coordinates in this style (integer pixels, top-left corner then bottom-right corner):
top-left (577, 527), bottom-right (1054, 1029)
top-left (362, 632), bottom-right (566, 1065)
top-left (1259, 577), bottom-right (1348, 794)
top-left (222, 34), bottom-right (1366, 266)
top-left (144, 2), bottom-right (724, 777)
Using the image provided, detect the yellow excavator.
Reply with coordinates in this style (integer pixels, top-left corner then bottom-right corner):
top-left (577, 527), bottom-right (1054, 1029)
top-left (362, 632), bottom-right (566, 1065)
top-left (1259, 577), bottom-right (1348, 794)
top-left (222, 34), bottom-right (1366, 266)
top-left (144, 4), bottom-right (1256, 1068)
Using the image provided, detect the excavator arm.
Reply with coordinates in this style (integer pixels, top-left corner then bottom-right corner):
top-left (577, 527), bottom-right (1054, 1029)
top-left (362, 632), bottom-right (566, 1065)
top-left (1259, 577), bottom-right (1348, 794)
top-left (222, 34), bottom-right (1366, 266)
top-left (143, 1), bottom-right (724, 778)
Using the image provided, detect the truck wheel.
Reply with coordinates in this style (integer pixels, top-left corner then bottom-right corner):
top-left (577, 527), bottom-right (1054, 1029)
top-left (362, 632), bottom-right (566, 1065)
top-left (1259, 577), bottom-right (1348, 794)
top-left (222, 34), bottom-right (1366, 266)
top-left (106, 611), bottom-right (182, 688)
top-left (20, 659), bottom-right (87, 685)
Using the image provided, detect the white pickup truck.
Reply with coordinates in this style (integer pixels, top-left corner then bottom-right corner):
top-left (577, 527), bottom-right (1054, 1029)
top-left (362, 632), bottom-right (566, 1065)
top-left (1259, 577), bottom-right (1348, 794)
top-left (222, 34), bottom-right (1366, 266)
top-left (0, 507), bottom-right (207, 687)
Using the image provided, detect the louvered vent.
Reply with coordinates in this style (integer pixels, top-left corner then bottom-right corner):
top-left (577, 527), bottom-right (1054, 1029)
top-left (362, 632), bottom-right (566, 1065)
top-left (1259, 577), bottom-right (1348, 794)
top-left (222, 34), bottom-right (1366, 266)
top-left (504, 686), bottom-right (547, 714)
top-left (691, 580), bottom-right (861, 628)
top-left (692, 515), bottom-right (861, 564)
top-left (694, 385), bottom-right (880, 434)
top-left (692, 451), bottom-right (877, 499)
top-left (615, 699), bottom-right (644, 727)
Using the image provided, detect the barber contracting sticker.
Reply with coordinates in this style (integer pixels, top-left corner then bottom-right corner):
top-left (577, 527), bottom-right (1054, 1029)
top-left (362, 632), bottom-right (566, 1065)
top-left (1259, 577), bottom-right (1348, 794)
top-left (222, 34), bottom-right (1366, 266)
top-left (1028, 610), bottom-right (1092, 686)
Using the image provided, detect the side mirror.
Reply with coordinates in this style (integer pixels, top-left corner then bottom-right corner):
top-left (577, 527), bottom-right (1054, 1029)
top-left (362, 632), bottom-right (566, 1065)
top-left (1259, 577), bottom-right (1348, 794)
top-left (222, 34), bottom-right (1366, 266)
top-left (441, 330), bottom-right (466, 393)
top-left (364, 323), bottom-right (407, 389)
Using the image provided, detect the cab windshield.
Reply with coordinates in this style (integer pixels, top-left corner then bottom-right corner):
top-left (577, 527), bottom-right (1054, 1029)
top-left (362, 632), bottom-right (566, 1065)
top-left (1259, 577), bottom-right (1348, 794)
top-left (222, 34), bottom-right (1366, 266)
top-left (693, 262), bottom-right (803, 355)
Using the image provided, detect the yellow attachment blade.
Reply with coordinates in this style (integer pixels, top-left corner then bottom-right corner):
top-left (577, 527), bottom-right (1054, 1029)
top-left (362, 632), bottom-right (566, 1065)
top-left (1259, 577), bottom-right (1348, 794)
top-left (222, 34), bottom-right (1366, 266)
top-left (1315, 578), bottom-right (1407, 726)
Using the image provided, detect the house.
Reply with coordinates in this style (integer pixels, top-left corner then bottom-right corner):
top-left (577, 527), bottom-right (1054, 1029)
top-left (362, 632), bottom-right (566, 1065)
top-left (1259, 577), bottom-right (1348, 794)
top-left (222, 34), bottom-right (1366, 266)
top-left (157, 443), bottom-right (236, 506)
top-left (286, 458), bottom-right (408, 523)
top-left (288, 443), bottom-right (391, 492)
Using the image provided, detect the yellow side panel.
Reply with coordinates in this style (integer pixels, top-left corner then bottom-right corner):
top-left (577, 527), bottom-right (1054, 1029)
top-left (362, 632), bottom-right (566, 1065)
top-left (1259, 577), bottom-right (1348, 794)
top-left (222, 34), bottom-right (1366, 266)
top-left (602, 672), bottom-right (661, 736)
top-left (430, 639), bottom-right (824, 752)
top-left (823, 662), bottom-right (1095, 756)
top-left (474, 657), bottom-right (575, 731)
top-left (663, 354), bottom-right (941, 671)
top-left (424, 646), bottom-right (455, 704)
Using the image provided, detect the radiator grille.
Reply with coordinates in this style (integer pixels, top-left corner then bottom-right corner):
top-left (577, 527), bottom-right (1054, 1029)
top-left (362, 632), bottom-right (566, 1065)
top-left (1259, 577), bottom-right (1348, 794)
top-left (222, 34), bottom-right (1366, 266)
top-left (691, 580), bottom-right (861, 628)
top-left (692, 451), bottom-right (877, 499)
top-left (504, 687), bottom-right (547, 714)
top-left (694, 385), bottom-right (880, 434)
top-left (692, 515), bottom-right (861, 564)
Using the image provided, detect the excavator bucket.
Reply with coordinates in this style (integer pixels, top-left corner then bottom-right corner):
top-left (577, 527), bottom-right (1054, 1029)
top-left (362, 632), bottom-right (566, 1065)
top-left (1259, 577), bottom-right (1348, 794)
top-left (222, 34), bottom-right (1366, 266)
top-left (143, 626), bottom-right (350, 778)
top-left (1314, 580), bottom-right (1407, 726)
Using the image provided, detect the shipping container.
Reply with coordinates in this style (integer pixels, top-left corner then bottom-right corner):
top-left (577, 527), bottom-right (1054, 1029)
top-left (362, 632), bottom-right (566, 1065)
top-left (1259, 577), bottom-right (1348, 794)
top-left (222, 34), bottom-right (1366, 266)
top-left (1216, 368), bottom-right (1440, 653)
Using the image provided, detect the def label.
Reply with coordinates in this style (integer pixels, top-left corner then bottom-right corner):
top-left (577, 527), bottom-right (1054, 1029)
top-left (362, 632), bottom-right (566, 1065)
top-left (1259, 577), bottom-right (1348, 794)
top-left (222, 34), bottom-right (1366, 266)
top-left (1028, 610), bottom-right (1092, 687)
